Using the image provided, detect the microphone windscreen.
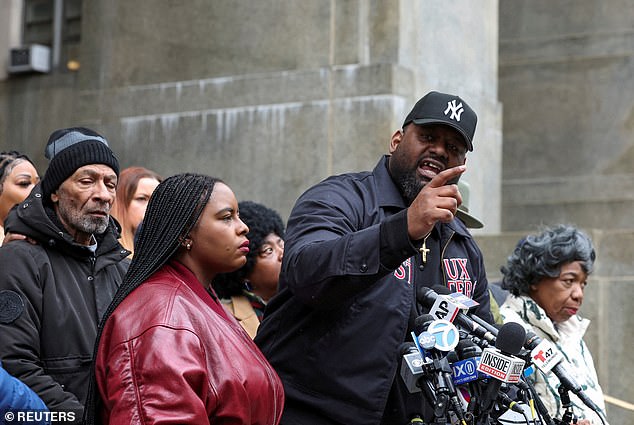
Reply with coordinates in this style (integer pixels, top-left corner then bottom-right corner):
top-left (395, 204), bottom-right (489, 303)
top-left (495, 322), bottom-right (526, 355)
top-left (456, 338), bottom-right (481, 359)
top-left (414, 314), bottom-right (435, 334)
top-left (456, 338), bottom-right (475, 351)
top-left (431, 284), bottom-right (451, 295)
top-left (446, 351), bottom-right (459, 363)
top-left (416, 286), bottom-right (436, 307)
top-left (524, 329), bottom-right (541, 350)
top-left (400, 342), bottom-right (417, 356)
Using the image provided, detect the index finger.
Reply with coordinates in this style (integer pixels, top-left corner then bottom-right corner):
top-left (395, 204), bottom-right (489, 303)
top-left (426, 165), bottom-right (466, 188)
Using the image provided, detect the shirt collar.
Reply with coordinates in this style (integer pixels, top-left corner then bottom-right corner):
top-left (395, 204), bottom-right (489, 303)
top-left (373, 155), bottom-right (407, 208)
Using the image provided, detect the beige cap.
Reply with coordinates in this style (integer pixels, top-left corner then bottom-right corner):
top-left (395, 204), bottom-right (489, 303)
top-left (456, 180), bottom-right (484, 229)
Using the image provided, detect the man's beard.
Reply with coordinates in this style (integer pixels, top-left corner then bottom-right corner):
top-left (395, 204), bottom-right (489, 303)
top-left (76, 215), bottom-right (109, 235)
top-left (392, 171), bottom-right (424, 205)
top-left (389, 150), bottom-right (457, 205)
top-left (389, 153), bottom-right (425, 205)
top-left (57, 202), bottom-right (109, 236)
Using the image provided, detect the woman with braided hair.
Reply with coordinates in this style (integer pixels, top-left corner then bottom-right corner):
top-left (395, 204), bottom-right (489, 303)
top-left (88, 173), bottom-right (284, 425)
top-left (0, 151), bottom-right (39, 245)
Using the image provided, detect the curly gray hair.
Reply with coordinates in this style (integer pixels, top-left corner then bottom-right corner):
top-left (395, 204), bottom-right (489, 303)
top-left (500, 224), bottom-right (595, 296)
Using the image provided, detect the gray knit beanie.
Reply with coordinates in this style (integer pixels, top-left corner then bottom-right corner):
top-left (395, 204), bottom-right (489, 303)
top-left (41, 127), bottom-right (120, 201)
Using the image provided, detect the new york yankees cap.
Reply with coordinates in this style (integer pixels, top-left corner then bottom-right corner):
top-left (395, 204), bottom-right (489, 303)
top-left (402, 91), bottom-right (478, 151)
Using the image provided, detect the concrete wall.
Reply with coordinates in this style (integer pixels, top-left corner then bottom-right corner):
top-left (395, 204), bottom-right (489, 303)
top-left (497, 2), bottom-right (634, 421)
top-left (0, 0), bottom-right (502, 232)
top-left (499, 0), bottom-right (634, 231)
top-left (0, 0), bottom-right (22, 81)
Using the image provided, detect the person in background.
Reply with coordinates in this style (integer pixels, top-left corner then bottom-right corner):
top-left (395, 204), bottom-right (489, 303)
top-left (255, 91), bottom-right (494, 425)
top-left (212, 200), bottom-right (285, 338)
top-left (110, 166), bottom-right (162, 257)
top-left (455, 180), bottom-right (507, 324)
top-left (0, 151), bottom-right (39, 245)
top-left (500, 224), bottom-right (609, 425)
top-left (87, 173), bottom-right (284, 425)
top-left (454, 180), bottom-right (483, 230)
top-left (0, 127), bottom-right (128, 418)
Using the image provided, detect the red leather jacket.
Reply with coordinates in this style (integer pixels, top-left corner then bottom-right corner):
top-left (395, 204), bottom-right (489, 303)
top-left (96, 261), bottom-right (284, 424)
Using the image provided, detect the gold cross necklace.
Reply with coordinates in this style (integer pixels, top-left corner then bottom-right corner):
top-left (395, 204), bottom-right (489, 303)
top-left (418, 232), bottom-right (432, 270)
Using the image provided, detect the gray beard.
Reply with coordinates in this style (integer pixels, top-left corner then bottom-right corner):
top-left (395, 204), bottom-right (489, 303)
top-left (57, 203), bottom-right (109, 237)
top-left (76, 215), bottom-right (109, 235)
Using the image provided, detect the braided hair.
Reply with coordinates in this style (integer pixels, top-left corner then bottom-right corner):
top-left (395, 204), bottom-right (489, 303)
top-left (85, 173), bottom-right (222, 424)
top-left (0, 151), bottom-right (36, 194)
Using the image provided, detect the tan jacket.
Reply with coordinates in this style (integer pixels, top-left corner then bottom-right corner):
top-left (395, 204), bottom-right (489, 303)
top-left (222, 295), bottom-right (261, 339)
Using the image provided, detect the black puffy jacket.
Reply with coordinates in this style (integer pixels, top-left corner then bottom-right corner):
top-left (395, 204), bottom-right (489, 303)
top-left (0, 184), bottom-right (129, 414)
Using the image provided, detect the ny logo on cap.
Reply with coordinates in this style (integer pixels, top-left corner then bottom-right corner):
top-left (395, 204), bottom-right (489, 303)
top-left (444, 100), bottom-right (464, 122)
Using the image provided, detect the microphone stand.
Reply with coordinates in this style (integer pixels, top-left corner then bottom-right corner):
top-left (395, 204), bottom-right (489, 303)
top-left (525, 377), bottom-right (556, 425)
top-left (424, 355), bottom-right (469, 425)
top-left (557, 386), bottom-right (578, 425)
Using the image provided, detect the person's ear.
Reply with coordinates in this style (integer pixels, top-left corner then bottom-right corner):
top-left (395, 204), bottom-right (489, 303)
top-left (50, 191), bottom-right (59, 204)
top-left (389, 128), bottom-right (404, 154)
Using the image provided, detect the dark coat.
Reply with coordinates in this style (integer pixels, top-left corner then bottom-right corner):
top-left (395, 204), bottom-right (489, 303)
top-left (256, 156), bottom-right (493, 425)
top-left (0, 184), bottom-right (129, 413)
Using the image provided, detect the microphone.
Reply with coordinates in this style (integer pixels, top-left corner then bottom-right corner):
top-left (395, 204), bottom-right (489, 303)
top-left (451, 338), bottom-right (484, 416)
top-left (451, 339), bottom-right (483, 386)
top-left (414, 314), bottom-right (468, 425)
top-left (418, 287), bottom-right (606, 424)
top-left (476, 322), bottom-right (526, 417)
top-left (524, 330), bottom-right (607, 422)
top-left (400, 342), bottom-right (429, 394)
top-left (418, 286), bottom-right (497, 344)
top-left (414, 314), bottom-right (438, 353)
top-left (497, 391), bottom-right (527, 415)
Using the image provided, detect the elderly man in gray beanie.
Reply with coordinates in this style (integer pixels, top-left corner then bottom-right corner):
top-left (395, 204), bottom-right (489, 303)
top-left (0, 127), bottom-right (129, 419)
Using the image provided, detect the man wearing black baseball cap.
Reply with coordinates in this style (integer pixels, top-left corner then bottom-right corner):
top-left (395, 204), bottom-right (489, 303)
top-left (0, 127), bottom-right (129, 419)
top-left (256, 91), bottom-right (494, 425)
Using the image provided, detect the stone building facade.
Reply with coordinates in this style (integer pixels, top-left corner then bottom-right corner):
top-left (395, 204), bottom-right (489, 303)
top-left (0, 1), bottom-right (631, 422)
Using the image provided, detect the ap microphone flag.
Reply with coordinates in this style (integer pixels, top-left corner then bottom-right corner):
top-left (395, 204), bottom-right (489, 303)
top-left (428, 294), bottom-right (469, 322)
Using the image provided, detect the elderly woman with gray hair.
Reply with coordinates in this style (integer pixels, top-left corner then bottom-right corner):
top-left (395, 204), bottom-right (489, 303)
top-left (500, 224), bottom-right (609, 425)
